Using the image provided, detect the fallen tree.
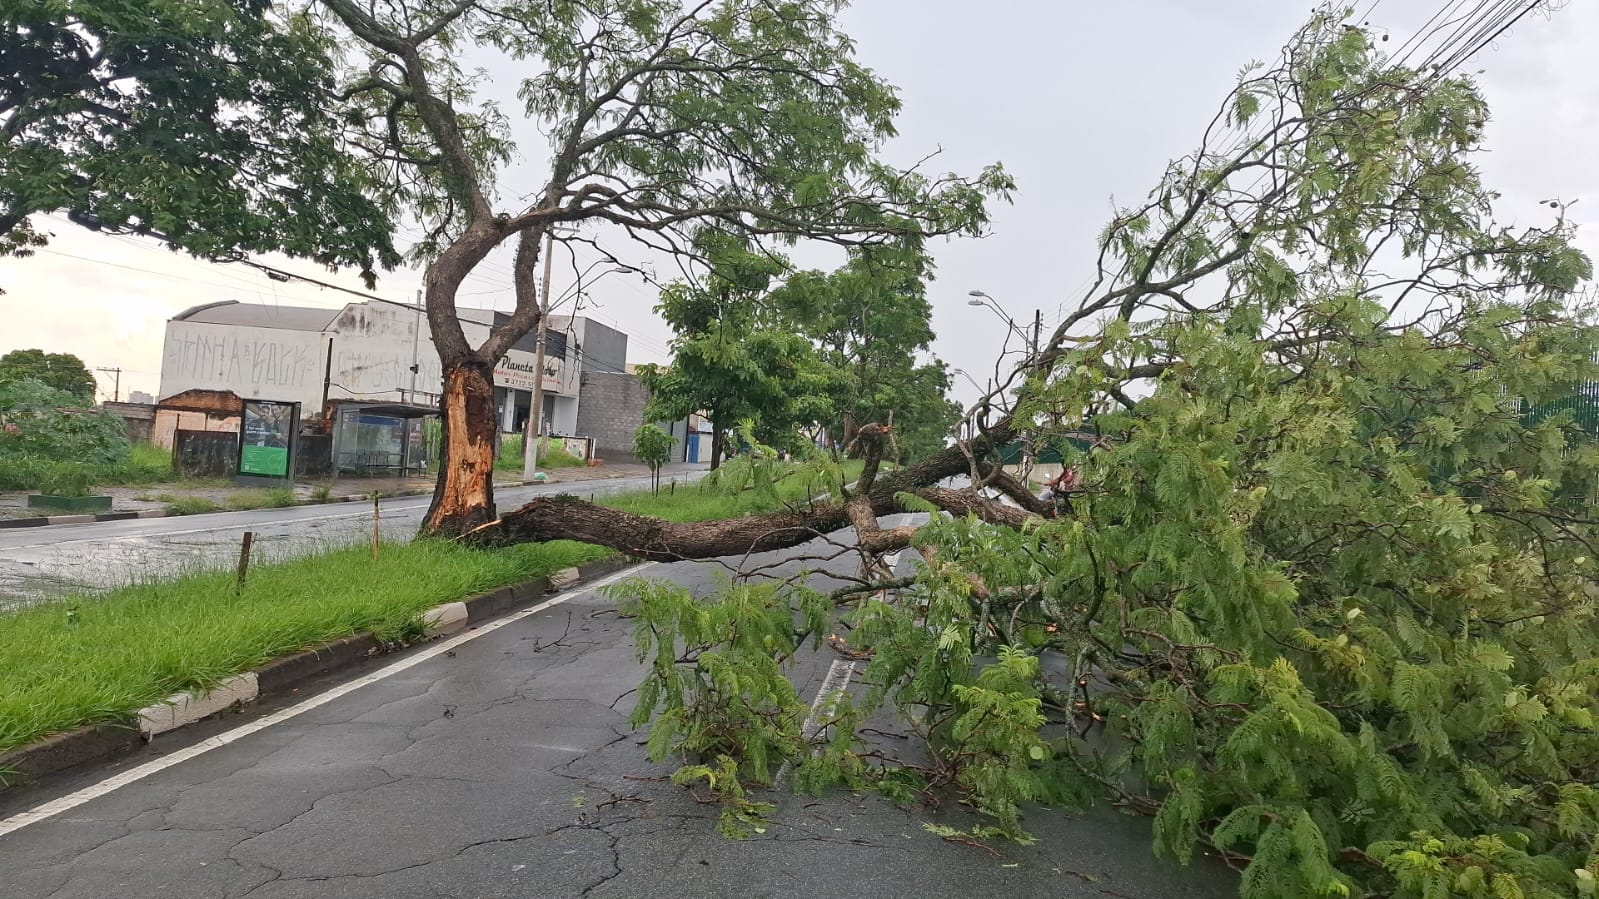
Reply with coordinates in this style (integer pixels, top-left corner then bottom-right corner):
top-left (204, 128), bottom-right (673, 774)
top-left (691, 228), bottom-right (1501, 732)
top-left (477, 7), bottom-right (1599, 899)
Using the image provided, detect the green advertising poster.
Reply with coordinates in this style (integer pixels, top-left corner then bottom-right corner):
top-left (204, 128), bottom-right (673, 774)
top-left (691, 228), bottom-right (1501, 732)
top-left (239, 444), bottom-right (290, 477)
top-left (239, 399), bottom-right (296, 478)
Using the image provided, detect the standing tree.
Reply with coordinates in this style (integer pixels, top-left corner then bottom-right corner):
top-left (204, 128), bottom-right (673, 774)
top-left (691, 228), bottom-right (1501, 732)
top-left (0, 349), bottom-right (96, 402)
top-left (473, 8), bottom-right (1599, 898)
top-left (639, 233), bottom-right (842, 468)
top-left (1, 0), bottom-right (396, 275)
top-left (774, 246), bottom-right (961, 460)
top-left (314, 0), bottom-right (1009, 534)
top-left (632, 423), bottom-right (674, 494)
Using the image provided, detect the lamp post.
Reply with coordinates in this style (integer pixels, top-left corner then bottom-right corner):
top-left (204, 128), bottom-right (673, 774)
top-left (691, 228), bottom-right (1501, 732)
top-left (523, 230), bottom-right (557, 480)
top-left (967, 290), bottom-right (1040, 358)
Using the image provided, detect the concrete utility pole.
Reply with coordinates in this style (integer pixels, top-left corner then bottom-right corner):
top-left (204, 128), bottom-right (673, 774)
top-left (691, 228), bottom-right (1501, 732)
top-left (408, 288), bottom-right (422, 402)
top-left (95, 367), bottom-right (120, 402)
top-left (522, 229), bottom-right (556, 480)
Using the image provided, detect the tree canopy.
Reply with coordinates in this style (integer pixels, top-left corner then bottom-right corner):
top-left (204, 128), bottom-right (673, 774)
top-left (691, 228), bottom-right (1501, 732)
top-left (0, 0), bottom-right (397, 276)
top-left (312, 0), bottom-right (1010, 534)
top-left (476, 9), bottom-right (1599, 899)
top-left (0, 348), bottom-right (95, 401)
top-left (775, 246), bottom-right (960, 460)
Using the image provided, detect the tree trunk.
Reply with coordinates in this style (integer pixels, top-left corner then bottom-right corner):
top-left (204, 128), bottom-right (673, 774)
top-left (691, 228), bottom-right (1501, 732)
top-left (709, 426), bottom-right (725, 472)
top-left (422, 358), bottom-right (499, 536)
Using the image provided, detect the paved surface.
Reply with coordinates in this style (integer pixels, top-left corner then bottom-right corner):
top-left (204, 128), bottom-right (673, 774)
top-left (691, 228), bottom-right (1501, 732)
top-left (0, 528), bottom-right (1236, 899)
top-left (0, 468), bottom-right (706, 606)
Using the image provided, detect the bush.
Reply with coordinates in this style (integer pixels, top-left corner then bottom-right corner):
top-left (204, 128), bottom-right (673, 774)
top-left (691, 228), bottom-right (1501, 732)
top-left (0, 443), bottom-right (173, 492)
top-left (494, 434), bottom-right (585, 472)
top-left (0, 378), bottom-right (129, 465)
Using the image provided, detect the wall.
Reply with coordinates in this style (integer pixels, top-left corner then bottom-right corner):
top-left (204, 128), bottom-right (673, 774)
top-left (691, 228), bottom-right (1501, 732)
top-left (576, 371), bottom-right (651, 463)
top-left (103, 402), bottom-right (155, 443)
top-left (161, 321), bottom-right (328, 410)
top-left (160, 301), bottom-right (580, 422)
top-left (550, 395), bottom-right (578, 436)
top-left (173, 430), bottom-right (239, 478)
top-left (326, 302), bottom-right (442, 405)
top-left (151, 409), bottom-right (239, 451)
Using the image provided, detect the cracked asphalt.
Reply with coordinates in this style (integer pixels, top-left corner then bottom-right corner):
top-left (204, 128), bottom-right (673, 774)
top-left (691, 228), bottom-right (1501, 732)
top-left (0, 529), bottom-right (1238, 899)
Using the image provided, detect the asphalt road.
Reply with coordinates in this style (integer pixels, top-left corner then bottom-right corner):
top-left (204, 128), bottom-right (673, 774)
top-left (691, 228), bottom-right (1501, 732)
top-left (0, 472), bottom-right (703, 606)
top-left (0, 525), bottom-right (1237, 899)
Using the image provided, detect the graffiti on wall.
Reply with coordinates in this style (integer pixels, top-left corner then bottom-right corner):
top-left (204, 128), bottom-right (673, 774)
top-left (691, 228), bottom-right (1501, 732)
top-left (163, 327), bottom-right (322, 393)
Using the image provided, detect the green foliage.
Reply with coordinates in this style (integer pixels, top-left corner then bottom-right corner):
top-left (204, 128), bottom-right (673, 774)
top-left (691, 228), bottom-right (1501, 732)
top-left (633, 424), bottom-right (675, 491)
top-left (1, 0), bottom-right (396, 276)
top-left (641, 235), bottom-right (845, 453)
top-left (0, 378), bottom-right (128, 465)
top-left (614, 575), bottom-right (827, 784)
top-left (163, 496), bottom-right (223, 516)
top-left (0, 350), bottom-right (96, 401)
top-left (774, 246), bottom-right (962, 460)
top-left (671, 755), bottom-right (777, 839)
top-left (494, 435), bottom-right (584, 472)
top-left (619, 11), bottom-right (1599, 899)
top-left (0, 443), bottom-right (171, 492)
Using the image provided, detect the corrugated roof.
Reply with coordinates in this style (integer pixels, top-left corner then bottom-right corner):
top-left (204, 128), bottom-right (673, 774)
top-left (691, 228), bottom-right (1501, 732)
top-left (172, 300), bottom-right (339, 332)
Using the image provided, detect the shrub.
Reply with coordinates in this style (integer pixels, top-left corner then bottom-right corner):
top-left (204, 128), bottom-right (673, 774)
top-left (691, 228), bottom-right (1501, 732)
top-left (0, 378), bottom-right (129, 465)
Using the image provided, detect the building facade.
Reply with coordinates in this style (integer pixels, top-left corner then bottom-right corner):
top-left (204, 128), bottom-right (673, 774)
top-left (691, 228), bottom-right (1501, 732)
top-left (159, 299), bottom-right (592, 431)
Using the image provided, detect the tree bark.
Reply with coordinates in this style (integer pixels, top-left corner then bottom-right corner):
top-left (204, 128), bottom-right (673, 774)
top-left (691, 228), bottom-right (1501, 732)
top-left (465, 419), bottom-right (1027, 558)
top-left (422, 358), bottom-right (499, 536)
top-left (709, 425), bottom-right (725, 472)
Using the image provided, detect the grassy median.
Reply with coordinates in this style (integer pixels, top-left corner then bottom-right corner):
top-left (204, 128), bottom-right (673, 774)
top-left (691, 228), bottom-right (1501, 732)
top-left (0, 459), bottom-right (861, 758)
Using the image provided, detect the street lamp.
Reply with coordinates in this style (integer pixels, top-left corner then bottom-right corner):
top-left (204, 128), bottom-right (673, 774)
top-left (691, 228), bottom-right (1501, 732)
top-left (968, 290), bottom-right (1041, 357)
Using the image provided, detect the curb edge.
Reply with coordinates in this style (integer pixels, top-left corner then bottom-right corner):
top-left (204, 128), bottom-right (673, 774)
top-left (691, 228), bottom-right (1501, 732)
top-left (0, 554), bottom-right (629, 793)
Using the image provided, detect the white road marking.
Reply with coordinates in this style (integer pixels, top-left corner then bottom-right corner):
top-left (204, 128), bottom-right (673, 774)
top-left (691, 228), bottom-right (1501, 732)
top-left (775, 658), bottom-right (857, 786)
top-left (0, 562), bottom-right (652, 839)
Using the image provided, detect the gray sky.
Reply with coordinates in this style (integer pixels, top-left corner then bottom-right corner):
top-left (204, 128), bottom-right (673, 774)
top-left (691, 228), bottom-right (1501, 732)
top-left (2, 0), bottom-right (1594, 406)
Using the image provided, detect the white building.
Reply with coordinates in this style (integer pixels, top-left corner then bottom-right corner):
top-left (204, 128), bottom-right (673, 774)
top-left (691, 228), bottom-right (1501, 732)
top-left (158, 299), bottom-right (613, 434)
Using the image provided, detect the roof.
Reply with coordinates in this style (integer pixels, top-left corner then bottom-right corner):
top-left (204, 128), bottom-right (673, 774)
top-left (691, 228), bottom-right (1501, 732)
top-left (171, 300), bottom-right (340, 332)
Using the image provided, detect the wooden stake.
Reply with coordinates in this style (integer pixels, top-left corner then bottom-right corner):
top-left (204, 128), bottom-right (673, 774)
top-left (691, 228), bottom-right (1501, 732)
top-left (371, 492), bottom-right (381, 560)
top-left (236, 531), bottom-right (255, 592)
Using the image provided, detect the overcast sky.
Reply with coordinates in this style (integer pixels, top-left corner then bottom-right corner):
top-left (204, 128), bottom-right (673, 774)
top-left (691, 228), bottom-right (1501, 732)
top-left (2, 0), bottom-right (1594, 406)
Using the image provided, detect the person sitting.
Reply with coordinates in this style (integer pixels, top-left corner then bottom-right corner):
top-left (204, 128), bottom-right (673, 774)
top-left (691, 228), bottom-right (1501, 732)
top-left (1037, 467), bottom-right (1079, 504)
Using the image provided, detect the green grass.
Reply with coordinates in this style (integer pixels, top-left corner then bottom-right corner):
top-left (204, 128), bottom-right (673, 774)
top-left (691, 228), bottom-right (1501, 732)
top-left (0, 540), bottom-right (604, 756)
top-left (494, 434), bottom-right (585, 472)
top-left (0, 442), bottom-right (175, 492)
top-left (0, 458), bottom-right (863, 759)
top-left (161, 496), bottom-right (224, 516)
top-left (226, 487), bottom-right (298, 511)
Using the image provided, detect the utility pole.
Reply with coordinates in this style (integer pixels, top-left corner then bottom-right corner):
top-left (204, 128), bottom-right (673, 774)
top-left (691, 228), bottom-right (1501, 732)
top-left (522, 229), bottom-right (556, 480)
top-left (95, 367), bottom-right (120, 402)
top-left (1032, 308), bottom-right (1042, 358)
top-left (320, 338), bottom-right (334, 421)
top-left (408, 288), bottom-right (423, 403)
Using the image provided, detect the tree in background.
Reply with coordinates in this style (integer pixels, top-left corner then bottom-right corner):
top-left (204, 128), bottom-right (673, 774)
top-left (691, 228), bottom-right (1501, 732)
top-left (0, 0), bottom-right (396, 277)
top-left (476, 9), bottom-right (1599, 897)
top-left (638, 237), bottom-right (843, 468)
top-left (0, 377), bottom-right (127, 464)
top-left (775, 247), bottom-right (961, 461)
top-left (0, 349), bottom-right (95, 402)
top-left (312, 0), bottom-right (1010, 535)
top-left (632, 423), bottom-right (673, 494)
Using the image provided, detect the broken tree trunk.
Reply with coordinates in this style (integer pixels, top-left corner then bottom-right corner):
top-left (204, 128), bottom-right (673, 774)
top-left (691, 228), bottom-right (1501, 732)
top-left (422, 358), bottom-right (500, 536)
top-left (464, 420), bottom-right (1024, 560)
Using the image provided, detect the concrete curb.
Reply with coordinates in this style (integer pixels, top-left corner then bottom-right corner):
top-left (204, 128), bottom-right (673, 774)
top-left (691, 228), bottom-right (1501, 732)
top-left (0, 509), bottom-right (169, 529)
top-left (0, 554), bottom-right (637, 793)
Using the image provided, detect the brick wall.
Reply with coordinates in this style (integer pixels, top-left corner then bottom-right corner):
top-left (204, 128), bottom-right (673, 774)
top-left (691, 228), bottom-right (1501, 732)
top-left (577, 372), bottom-right (652, 463)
